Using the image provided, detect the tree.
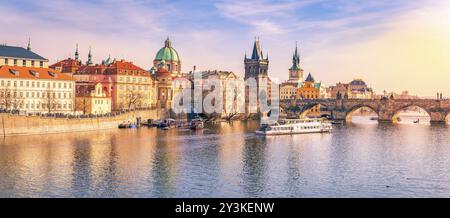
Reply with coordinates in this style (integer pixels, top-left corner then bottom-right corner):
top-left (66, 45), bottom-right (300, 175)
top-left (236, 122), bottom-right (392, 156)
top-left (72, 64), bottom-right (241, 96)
top-left (125, 89), bottom-right (144, 110)
top-left (75, 97), bottom-right (90, 115)
top-left (10, 88), bottom-right (23, 110)
top-left (0, 86), bottom-right (13, 110)
top-left (44, 88), bottom-right (59, 113)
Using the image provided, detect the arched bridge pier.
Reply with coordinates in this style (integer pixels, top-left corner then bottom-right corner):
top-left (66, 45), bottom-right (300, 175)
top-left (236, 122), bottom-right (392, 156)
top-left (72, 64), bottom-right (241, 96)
top-left (280, 99), bottom-right (450, 124)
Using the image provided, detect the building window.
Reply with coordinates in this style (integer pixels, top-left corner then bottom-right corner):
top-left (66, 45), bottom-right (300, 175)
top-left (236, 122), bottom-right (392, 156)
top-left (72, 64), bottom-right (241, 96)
top-left (31, 60), bottom-right (35, 67)
top-left (23, 60), bottom-right (26, 66)
top-left (40, 61), bottom-right (43, 67)
top-left (13, 59), bottom-right (17, 66)
top-left (5, 58), bottom-right (8, 65)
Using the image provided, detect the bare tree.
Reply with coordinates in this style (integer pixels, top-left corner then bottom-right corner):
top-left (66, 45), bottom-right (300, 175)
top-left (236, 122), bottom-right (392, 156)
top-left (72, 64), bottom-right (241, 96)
top-left (125, 89), bottom-right (144, 110)
top-left (0, 86), bottom-right (13, 110)
top-left (10, 88), bottom-right (23, 110)
top-left (75, 97), bottom-right (89, 115)
top-left (44, 88), bottom-right (59, 113)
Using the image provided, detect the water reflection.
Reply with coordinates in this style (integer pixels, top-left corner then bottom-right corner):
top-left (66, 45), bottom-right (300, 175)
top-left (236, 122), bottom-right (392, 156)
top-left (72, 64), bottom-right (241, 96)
top-left (1, 118), bottom-right (450, 197)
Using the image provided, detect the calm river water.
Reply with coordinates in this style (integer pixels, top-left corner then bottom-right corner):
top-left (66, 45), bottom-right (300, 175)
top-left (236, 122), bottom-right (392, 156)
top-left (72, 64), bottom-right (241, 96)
top-left (1, 116), bottom-right (450, 197)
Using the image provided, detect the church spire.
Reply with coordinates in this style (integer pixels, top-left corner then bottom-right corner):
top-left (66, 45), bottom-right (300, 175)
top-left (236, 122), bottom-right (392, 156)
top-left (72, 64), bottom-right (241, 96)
top-left (86, 46), bottom-right (93, 65)
top-left (75, 43), bottom-right (79, 60)
top-left (290, 42), bottom-right (300, 70)
top-left (251, 37), bottom-right (264, 60)
top-left (27, 37), bottom-right (31, 51)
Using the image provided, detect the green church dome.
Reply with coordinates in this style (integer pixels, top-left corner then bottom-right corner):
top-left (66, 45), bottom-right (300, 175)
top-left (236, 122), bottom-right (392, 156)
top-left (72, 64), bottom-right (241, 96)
top-left (154, 37), bottom-right (180, 62)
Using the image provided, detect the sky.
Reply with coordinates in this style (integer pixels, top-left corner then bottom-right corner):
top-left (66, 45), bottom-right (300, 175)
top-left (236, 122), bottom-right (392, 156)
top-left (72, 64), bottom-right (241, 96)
top-left (1, 0), bottom-right (450, 97)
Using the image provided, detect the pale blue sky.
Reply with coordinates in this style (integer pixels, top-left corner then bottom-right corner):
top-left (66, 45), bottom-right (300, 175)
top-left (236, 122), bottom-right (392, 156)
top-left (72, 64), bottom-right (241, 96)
top-left (1, 0), bottom-right (449, 96)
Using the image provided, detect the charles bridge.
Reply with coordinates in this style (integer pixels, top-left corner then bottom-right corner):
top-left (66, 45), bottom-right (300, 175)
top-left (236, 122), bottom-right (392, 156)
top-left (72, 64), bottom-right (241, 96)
top-left (279, 98), bottom-right (450, 124)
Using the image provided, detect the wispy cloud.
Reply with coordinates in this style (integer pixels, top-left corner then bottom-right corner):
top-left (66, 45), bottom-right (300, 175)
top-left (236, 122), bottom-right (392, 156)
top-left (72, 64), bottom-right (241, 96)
top-left (1, 0), bottom-right (449, 96)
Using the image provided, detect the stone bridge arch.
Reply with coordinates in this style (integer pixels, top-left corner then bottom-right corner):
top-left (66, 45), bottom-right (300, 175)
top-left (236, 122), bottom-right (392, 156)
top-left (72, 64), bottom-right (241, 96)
top-left (390, 104), bottom-right (432, 123)
top-left (343, 104), bottom-right (379, 122)
top-left (280, 98), bottom-right (450, 124)
top-left (298, 102), bottom-right (332, 118)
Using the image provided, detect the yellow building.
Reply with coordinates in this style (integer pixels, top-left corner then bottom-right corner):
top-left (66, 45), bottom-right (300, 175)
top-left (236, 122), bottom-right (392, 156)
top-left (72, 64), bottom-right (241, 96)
top-left (297, 73), bottom-right (320, 116)
top-left (75, 83), bottom-right (111, 115)
top-left (72, 59), bottom-right (157, 111)
top-left (280, 82), bottom-right (298, 100)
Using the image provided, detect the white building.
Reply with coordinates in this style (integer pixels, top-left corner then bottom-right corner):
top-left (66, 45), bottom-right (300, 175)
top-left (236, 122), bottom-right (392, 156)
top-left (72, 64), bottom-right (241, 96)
top-left (0, 45), bottom-right (75, 114)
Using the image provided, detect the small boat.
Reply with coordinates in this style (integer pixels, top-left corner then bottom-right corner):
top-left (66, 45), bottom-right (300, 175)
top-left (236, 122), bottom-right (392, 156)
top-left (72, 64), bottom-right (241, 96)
top-left (118, 121), bottom-right (137, 129)
top-left (396, 117), bottom-right (402, 122)
top-left (413, 119), bottom-right (420, 124)
top-left (118, 123), bottom-right (128, 129)
top-left (255, 118), bottom-right (332, 136)
top-left (158, 119), bottom-right (177, 130)
top-left (189, 118), bottom-right (204, 130)
top-left (331, 120), bottom-right (344, 125)
top-left (370, 117), bottom-right (378, 121)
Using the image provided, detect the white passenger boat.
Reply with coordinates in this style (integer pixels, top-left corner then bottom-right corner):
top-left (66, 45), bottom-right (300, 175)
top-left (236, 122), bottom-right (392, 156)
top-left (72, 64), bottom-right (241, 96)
top-left (255, 118), bottom-right (332, 135)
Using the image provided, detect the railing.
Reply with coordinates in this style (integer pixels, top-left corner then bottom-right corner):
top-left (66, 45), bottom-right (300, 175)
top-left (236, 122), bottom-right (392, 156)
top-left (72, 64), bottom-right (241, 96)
top-left (0, 107), bottom-right (157, 119)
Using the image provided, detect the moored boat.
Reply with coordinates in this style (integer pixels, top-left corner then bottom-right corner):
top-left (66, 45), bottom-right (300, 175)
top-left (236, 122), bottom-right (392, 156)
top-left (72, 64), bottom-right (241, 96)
top-left (255, 118), bottom-right (332, 136)
top-left (189, 118), bottom-right (204, 130)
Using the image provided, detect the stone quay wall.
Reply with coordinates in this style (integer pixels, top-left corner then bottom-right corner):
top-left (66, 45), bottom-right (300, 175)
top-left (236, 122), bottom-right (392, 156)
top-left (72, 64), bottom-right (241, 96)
top-left (1, 109), bottom-right (165, 137)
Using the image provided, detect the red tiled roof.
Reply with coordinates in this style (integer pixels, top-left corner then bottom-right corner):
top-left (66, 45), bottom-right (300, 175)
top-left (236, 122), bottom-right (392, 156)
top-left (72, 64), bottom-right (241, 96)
top-left (0, 65), bottom-right (75, 81)
top-left (50, 58), bottom-right (81, 68)
top-left (73, 60), bottom-right (150, 77)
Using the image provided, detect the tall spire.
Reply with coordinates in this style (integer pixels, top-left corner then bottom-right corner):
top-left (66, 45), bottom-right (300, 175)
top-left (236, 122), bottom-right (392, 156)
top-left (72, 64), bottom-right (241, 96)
top-left (27, 37), bottom-right (31, 51)
top-left (86, 46), bottom-right (93, 65)
top-left (290, 42), bottom-right (300, 70)
top-left (75, 43), bottom-right (79, 60)
top-left (251, 37), bottom-right (263, 60)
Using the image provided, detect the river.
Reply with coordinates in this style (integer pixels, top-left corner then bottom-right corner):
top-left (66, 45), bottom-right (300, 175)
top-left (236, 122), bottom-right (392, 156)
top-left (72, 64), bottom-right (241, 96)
top-left (1, 115), bottom-right (450, 197)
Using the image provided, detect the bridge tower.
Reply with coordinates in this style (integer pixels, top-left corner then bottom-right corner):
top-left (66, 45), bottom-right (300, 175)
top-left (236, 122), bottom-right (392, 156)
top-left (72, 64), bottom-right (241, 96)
top-left (244, 38), bottom-right (272, 117)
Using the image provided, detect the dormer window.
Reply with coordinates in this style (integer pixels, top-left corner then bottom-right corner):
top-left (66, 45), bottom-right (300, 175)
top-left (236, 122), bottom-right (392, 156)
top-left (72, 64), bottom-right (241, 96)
top-left (29, 70), bottom-right (39, 77)
top-left (9, 69), bottom-right (19, 76)
top-left (48, 71), bottom-right (57, 78)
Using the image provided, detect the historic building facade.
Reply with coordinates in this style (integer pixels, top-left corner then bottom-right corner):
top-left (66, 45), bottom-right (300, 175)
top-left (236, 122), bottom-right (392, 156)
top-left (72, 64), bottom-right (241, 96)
top-left (73, 59), bottom-right (157, 111)
top-left (280, 44), bottom-right (304, 100)
top-left (329, 79), bottom-right (373, 99)
top-left (188, 70), bottom-right (245, 117)
top-left (244, 38), bottom-right (273, 115)
top-left (297, 73), bottom-right (321, 115)
top-left (0, 43), bottom-right (49, 68)
top-left (75, 82), bottom-right (111, 115)
top-left (0, 45), bottom-right (75, 114)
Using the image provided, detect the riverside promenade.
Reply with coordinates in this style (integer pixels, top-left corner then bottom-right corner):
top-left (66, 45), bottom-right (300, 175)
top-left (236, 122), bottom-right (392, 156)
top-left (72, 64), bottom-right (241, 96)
top-left (1, 109), bottom-right (160, 137)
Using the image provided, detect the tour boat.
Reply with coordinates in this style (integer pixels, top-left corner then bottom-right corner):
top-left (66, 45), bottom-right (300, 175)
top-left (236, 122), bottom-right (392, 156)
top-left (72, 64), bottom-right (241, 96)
top-left (189, 118), bottom-right (204, 130)
top-left (255, 118), bottom-right (332, 136)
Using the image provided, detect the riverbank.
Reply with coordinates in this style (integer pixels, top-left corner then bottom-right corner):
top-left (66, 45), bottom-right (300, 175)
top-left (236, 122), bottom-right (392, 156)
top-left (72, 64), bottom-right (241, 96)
top-left (1, 109), bottom-right (160, 137)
